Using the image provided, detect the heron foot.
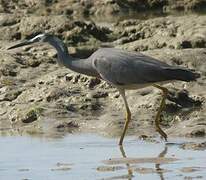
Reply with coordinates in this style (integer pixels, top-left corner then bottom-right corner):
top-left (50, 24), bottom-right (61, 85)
top-left (157, 127), bottom-right (168, 141)
top-left (153, 84), bottom-right (169, 142)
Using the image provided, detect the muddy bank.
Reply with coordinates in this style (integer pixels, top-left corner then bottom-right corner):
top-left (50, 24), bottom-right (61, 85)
top-left (1, 0), bottom-right (206, 18)
top-left (0, 6), bottom-right (206, 139)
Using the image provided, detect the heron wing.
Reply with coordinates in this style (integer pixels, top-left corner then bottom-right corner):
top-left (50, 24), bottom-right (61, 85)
top-left (91, 48), bottom-right (178, 86)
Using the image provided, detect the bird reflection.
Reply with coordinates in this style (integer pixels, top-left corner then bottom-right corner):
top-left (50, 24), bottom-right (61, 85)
top-left (119, 145), bottom-right (168, 180)
top-left (155, 146), bottom-right (168, 180)
top-left (99, 144), bottom-right (169, 180)
top-left (119, 145), bottom-right (133, 180)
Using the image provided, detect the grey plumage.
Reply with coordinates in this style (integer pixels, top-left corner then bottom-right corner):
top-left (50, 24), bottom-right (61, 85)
top-left (90, 48), bottom-right (199, 86)
top-left (7, 33), bottom-right (200, 145)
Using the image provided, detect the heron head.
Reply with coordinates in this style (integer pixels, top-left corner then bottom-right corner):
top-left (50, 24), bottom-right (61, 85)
top-left (7, 33), bottom-right (51, 50)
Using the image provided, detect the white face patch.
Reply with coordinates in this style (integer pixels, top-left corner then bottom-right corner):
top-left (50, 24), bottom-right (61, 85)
top-left (30, 34), bottom-right (45, 42)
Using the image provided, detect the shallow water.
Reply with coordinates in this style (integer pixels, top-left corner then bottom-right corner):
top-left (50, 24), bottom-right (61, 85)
top-left (0, 134), bottom-right (205, 180)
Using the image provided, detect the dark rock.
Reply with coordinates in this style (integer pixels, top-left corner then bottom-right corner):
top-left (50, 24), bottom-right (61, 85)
top-left (72, 74), bottom-right (81, 84)
top-left (190, 128), bottom-right (205, 137)
top-left (88, 78), bottom-right (101, 88)
top-left (56, 121), bottom-right (79, 132)
top-left (46, 88), bottom-right (70, 102)
top-left (27, 59), bottom-right (41, 67)
top-left (167, 89), bottom-right (202, 108)
top-left (56, 121), bottom-right (79, 129)
top-left (79, 101), bottom-right (101, 111)
top-left (21, 108), bottom-right (42, 123)
top-left (0, 90), bottom-right (22, 102)
top-left (65, 74), bottom-right (73, 81)
top-left (0, 65), bottom-right (17, 76)
top-left (178, 40), bottom-right (192, 49)
top-left (65, 104), bottom-right (76, 112)
top-left (191, 38), bottom-right (206, 48)
top-left (92, 91), bottom-right (108, 98)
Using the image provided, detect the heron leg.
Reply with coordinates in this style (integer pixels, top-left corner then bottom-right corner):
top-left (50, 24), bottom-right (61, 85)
top-left (153, 84), bottom-right (168, 141)
top-left (118, 89), bottom-right (131, 146)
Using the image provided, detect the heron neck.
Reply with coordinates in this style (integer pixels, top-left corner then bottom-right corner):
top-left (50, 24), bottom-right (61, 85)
top-left (48, 36), bottom-right (98, 77)
top-left (48, 36), bottom-right (73, 64)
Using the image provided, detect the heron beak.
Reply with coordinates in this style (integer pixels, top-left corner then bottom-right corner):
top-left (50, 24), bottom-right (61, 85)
top-left (7, 40), bottom-right (33, 50)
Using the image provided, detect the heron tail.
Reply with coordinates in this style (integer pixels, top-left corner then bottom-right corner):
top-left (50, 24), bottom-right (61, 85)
top-left (165, 67), bottom-right (200, 82)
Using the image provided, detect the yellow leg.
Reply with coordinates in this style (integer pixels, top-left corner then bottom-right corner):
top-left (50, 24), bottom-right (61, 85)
top-left (153, 84), bottom-right (168, 141)
top-left (119, 107), bottom-right (131, 145)
top-left (118, 89), bottom-right (131, 146)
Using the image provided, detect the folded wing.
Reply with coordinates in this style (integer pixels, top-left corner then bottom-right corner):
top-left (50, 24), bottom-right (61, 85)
top-left (91, 48), bottom-right (199, 86)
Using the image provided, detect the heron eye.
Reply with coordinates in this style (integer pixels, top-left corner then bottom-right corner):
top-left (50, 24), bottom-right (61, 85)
top-left (36, 37), bottom-right (42, 42)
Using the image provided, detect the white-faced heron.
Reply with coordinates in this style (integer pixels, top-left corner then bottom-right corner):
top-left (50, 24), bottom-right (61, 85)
top-left (8, 33), bottom-right (200, 145)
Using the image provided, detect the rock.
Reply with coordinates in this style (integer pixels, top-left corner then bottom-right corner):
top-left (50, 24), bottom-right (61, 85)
top-left (65, 74), bottom-right (74, 81)
top-left (19, 16), bottom-right (71, 38)
top-left (0, 89), bottom-right (22, 102)
top-left (56, 121), bottom-right (79, 133)
top-left (115, 16), bottom-right (206, 51)
top-left (21, 109), bottom-right (38, 123)
top-left (88, 78), bottom-right (101, 89)
top-left (46, 88), bottom-right (70, 102)
top-left (21, 107), bottom-right (43, 123)
top-left (72, 74), bottom-right (81, 84)
top-left (177, 40), bottom-right (192, 49)
top-left (79, 101), bottom-right (101, 111)
top-left (0, 66), bottom-right (17, 76)
top-left (190, 128), bottom-right (205, 137)
top-left (167, 89), bottom-right (203, 108)
top-left (65, 104), bottom-right (76, 112)
top-left (0, 14), bottom-right (19, 26)
top-left (27, 58), bottom-right (41, 67)
top-left (56, 121), bottom-right (79, 129)
top-left (92, 91), bottom-right (108, 98)
top-left (9, 107), bottom-right (43, 124)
